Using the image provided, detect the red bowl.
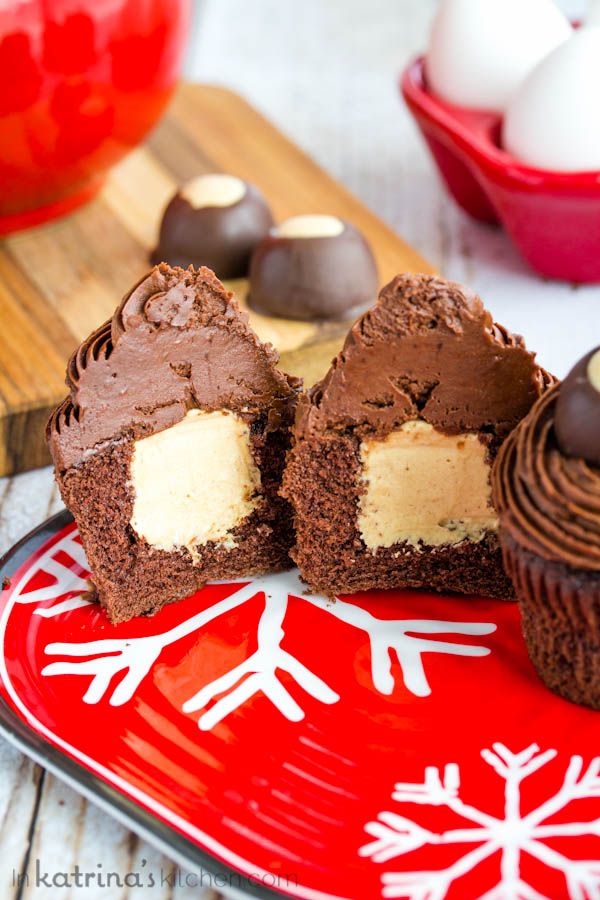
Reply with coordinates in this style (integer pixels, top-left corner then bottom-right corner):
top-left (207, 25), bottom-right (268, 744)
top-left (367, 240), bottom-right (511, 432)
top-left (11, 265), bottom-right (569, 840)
top-left (401, 57), bottom-right (600, 284)
top-left (0, 0), bottom-right (191, 235)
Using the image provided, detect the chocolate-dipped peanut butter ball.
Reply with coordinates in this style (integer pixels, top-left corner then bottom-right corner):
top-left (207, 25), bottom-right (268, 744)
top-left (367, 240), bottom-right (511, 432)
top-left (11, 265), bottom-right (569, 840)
top-left (555, 347), bottom-right (600, 466)
top-left (151, 174), bottom-right (273, 279)
top-left (248, 214), bottom-right (378, 321)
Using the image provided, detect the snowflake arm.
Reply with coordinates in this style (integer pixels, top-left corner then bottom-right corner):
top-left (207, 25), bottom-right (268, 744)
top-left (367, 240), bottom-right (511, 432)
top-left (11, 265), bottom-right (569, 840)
top-left (34, 596), bottom-right (92, 618)
top-left (523, 840), bottom-right (600, 900)
top-left (41, 581), bottom-right (260, 704)
top-left (45, 639), bottom-right (165, 704)
top-left (393, 764), bottom-right (460, 805)
top-left (481, 743), bottom-right (558, 781)
top-left (524, 754), bottom-right (600, 828)
top-left (303, 594), bottom-right (496, 697)
top-left (15, 536), bottom-right (93, 618)
top-left (381, 869), bottom-right (452, 900)
top-left (182, 592), bottom-right (339, 729)
top-left (361, 813), bottom-right (440, 862)
top-left (360, 809), bottom-right (489, 864)
top-left (380, 840), bottom-right (500, 900)
top-left (477, 880), bottom-right (551, 900)
top-left (393, 764), bottom-right (498, 827)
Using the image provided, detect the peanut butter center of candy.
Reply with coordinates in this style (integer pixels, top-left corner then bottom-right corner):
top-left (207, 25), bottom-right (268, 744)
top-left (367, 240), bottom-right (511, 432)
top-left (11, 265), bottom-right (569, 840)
top-left (276, 214), bottom-right (345, 238)
top-left (180, 174), bottom-right (246, 209)
top-left (129, 408), bottom-right (261, 558)
top-left (358, 420), bottom-right (498, 550)
top-left (587, 348), bottom-right (600, 393)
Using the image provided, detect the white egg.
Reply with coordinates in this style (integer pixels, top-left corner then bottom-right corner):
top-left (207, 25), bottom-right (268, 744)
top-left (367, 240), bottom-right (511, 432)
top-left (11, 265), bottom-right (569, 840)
top-left (426, 0), bottom-right (571, 113)
top-left (587, 0), bottom-right (600, 26)
top-left (503, 27), bottom-right (600, 171)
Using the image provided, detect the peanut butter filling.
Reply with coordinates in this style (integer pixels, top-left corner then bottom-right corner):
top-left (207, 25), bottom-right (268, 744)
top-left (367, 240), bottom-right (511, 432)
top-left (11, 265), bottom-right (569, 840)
top-left (358, 420), bottom-right (498, 550)
top-left (130, 409), bottom-right (261, 558)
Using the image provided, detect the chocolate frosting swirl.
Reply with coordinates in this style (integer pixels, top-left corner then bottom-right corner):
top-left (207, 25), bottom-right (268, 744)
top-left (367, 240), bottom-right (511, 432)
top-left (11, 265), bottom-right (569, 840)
top-left (296, 274), bottom-right (552, 443)
top-left (48, 264), bottom-right (298, 472)
top-left (493, 384), bottom-right (600, 570)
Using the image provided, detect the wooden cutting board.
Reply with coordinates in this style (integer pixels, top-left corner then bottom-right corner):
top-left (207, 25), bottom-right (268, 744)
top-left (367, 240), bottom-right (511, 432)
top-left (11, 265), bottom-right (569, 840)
top-left (0, 83), bottom-right (433, 476)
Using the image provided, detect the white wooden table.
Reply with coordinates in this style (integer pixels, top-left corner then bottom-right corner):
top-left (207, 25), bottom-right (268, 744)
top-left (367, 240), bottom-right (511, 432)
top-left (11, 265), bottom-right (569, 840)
top-left (0, 0), bottom-right (597, 894)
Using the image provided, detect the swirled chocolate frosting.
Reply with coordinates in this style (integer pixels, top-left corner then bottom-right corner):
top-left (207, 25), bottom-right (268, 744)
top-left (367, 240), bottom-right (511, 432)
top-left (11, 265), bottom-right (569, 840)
top-left (493, 384), bottom-right (600, 570)
top-left (555, 347), bottom-right (600, 466)
top-left (47, 264), bottom-right (298, 472)
top-left (296, 274), bottom-right (552, 442)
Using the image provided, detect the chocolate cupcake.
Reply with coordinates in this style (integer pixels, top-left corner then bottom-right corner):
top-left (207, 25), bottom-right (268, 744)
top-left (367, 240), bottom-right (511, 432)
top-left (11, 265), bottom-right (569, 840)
top-left (493, 348), bottom-right (600, 709)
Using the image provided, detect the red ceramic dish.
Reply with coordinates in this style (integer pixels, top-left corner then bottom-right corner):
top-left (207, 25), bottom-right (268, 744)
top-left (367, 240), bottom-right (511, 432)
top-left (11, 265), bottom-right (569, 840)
top-left (0, 0), bottom-right (191, 235)
top-left (401, 57), bottom-right (600, 284)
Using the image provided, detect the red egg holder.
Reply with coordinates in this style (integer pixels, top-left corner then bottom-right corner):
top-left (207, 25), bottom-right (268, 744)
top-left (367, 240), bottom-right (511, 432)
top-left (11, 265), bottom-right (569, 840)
top-left (401, 57), bottom-right (600, 283)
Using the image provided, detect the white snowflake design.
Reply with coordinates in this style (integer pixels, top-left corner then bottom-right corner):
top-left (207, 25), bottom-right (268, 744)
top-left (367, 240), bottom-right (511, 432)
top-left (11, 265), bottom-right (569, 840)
top-left (360, 743), bottom-right (600, 900)
top-left (15, 531), bottom-right (93, 618)
top-left (9, 533), bottom-right (497, 730)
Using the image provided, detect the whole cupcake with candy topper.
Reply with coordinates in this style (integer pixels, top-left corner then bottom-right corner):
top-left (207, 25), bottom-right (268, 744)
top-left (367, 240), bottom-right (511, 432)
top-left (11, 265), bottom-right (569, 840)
top-left (493, 348), bottom-right (600, 709)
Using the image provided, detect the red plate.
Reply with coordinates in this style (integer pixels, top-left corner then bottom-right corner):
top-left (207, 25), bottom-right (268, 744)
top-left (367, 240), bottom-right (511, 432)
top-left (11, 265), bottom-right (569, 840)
top-left (1, 512), bottom-right (599, 900)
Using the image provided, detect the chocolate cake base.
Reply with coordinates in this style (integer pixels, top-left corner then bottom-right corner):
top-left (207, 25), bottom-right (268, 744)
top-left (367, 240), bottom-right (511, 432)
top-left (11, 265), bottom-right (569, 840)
top-left (283, 432), bottom-right (513, 601)
top-left (59, 416), bottom-right (293, 624)
top-left (502, 534), bottom-right (600, 710)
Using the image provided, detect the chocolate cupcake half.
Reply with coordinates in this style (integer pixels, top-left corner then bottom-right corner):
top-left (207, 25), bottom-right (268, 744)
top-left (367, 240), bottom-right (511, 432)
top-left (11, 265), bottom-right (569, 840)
top-left (493, 349), bottom-right (600, 709)
top-left (48, 264), bottom-right (299, 624)
top-left (282, 273), bottom-right (552, 601)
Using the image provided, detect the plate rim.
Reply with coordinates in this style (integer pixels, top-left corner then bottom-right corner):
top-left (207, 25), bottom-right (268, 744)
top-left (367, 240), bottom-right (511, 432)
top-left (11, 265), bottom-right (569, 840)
top-left (0, 510), bottom-right (290, 900)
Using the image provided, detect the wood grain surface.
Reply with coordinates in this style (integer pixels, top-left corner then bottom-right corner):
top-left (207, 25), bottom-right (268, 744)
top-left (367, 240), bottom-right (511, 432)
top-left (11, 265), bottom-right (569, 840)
top-left (0, 82), bottom-right (432, 478)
